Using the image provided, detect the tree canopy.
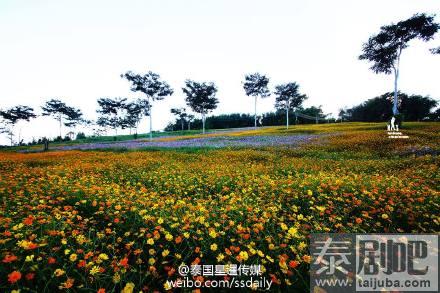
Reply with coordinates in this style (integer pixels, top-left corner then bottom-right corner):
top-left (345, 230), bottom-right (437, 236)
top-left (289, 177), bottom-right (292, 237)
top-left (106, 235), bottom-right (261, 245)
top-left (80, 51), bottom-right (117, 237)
top-left (182, 80), bottom-right (219, 134)
top-left (243, 73), bottom-right (270, 98)
top-left (0, 105), bottom-right (36, 145)
top-left (96, 97), bottom-right (128, 134)
top-left (182, 80), bottom-right (219, 115)
top-left (359, 13), bottom-right (439, 74)
top-left (121, 71), bottom-right (174, 101)
top-left (0, 105), bottom-right (36, 125)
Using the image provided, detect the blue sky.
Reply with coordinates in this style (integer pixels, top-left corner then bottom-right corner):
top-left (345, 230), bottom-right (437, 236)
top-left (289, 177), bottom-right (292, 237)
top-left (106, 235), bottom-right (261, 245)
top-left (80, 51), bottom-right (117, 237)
top-left (0, 0), bottom-right (439, 143)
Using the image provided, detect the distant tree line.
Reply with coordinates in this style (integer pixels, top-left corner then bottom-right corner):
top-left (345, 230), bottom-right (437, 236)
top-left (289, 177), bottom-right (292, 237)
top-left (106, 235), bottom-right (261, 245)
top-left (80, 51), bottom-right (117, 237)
top-left (165, 106), bottom-right (329, 131)
top-left (339, 92), bottom-right (439, 122)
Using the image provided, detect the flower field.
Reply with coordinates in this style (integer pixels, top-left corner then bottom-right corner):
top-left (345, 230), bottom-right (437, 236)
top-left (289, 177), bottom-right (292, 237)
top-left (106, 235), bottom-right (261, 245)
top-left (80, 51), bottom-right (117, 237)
top-left (0, 123), bottom-right (439, 292)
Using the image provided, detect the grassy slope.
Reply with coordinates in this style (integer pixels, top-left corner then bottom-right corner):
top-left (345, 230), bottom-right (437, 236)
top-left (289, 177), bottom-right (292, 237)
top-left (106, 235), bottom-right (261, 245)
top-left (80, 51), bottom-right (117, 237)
top-left (1, 122), bottom-right (439, 154)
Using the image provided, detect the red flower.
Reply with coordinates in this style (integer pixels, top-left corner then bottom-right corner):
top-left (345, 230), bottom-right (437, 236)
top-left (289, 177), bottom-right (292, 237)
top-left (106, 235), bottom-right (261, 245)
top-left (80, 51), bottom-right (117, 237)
top-left (8, 271), bottom-right (22, 283)
top-left (289, 260), bottom-right (300, 269)
top-left (25, 272), bottom-right (35, 280)
top-left (2, 254), bottom-right (18, 263)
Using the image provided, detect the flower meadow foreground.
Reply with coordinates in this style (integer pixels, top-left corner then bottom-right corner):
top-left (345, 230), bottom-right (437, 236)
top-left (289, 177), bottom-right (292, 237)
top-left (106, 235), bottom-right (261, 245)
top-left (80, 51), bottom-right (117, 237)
top-left (0, 124), bottom-right (439, 292)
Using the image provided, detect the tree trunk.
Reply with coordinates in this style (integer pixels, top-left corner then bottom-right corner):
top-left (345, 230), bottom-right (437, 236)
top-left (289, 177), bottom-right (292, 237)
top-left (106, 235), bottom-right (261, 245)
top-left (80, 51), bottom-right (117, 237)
top-left (202, 114), bottom-right (206, 134)
top-left (188, 121), bottom-right (191, 131)
top-left (18, 127), bottom-right (21, 145)
top-left (393, 68), bottom-right (399, 115)
top-left (59, 115), bottom-right (62, 138)
top-left (254, 96), bottom-right (257, 129)
top-left (149, 112), bottom-right (153, 140)
top-left (286, 102), bottom-right (289, 129)
top-left (181, 119), bottom-right (184, 131)
top-left (392, 48), bottom-right (402, 116)
top-left (148, 97), bottom-right (153, 141)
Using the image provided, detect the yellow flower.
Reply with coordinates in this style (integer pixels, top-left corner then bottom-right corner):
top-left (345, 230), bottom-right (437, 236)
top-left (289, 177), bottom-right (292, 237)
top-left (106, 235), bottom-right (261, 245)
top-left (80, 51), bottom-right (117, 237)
top-left (69, 253), bottom-right (78, 262)
top-left (90, 265), bottom-right (101, 275)
top-left (210, 243), bottom-right (218, 251)
top-left (288, 227), bottom-right (298, 238)
top-left (148, 258), bottom-right (156, 265)
top-left (54, 268), bottom-right (65, 277)
top-left (98, 253), bottom-right (109, 261)
top-left (209, 230), bottom-right (217, 238)
top-left (158, 217), bottom-right (164, 224)
top-left (113, 272), bottom-right (121, 284)
top-left (164, 281), bottom-right (172, 290)
top-left (307, 190), bottom-right (313, 196)
top-left (298, 242), bottom-right (307, 251)
top-left (165, 234), bottom-right (173, 241)
top-left (381, 214), bottom-right (389, 220)
top-left (147, 238), bottom-right (154, 245)
top-left (239, 251), bottom-right (249, 261)
top-left (183, 232), bottom-right (190, 238)
top-left (122, 282), bottom-right (135, 293)
top-left (316, 206), bottom-right (326, 212)
top-left (25, 255), bottom-right (34, 262)
top-left (216, 253), bottom-right (225, 262)
top-left (162, 249), bottom-right (170, 257)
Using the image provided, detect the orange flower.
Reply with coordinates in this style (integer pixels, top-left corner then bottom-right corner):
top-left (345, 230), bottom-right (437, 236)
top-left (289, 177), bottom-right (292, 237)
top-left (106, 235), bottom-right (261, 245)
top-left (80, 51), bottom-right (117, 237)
top-left (23, 216), bottom-right (34, 225)
top-left (355, 217), bottom-right (363, 224)
top-left (302, 255), bottom-right (311, 263)
top-left (8, 271), bottom-right (22, 283)
top-left (25, 272), bottom-right (35, 280)
top-left (175, 236), bottom-right (182, 244)
top-left (97, 289), bottom-right (106, 293)
top-left (119, 257), bottom-right (129, 268)
top-left (48, 257), bottom-right (56, 264)
top-left (2, 254), bottom-right (18, 263)
top-left (62, 278), bottom-right (75, 289)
